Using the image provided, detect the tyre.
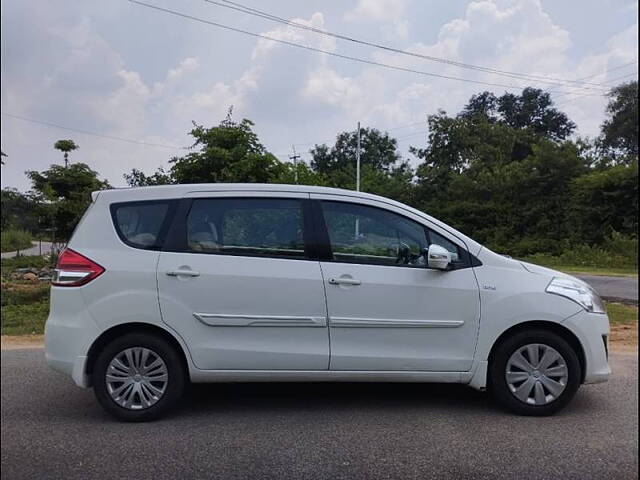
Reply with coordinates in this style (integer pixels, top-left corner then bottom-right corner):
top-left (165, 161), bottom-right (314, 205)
top-left (489, 329), bottom-right (582, 416)
top-left (92, 333), bottom-right (186, 422)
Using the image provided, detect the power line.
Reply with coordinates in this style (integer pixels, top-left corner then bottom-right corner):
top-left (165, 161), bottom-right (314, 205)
top-left (555, 71), bottom-right (638, 106)
top-left (129, 1), bottom-right (609, 97)
top-left (1, 113), bottom-right (187, 150)
top-left (206, 0), bottom-right (611, 92)
top-left (548, 63), bottom-right (637, 96)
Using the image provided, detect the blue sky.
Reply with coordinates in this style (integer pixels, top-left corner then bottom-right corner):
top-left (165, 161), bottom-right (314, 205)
top-left (1, 0), bottom-right (638, 191)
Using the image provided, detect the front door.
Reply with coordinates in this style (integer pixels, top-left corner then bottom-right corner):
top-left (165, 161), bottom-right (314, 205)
top-left (157, 194), bottom-right (329, 370)
top-left (312, 196), bottom-right (481, 372)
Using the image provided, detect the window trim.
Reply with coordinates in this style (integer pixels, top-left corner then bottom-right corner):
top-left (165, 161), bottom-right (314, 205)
top-left (110, 199), bottom-right (178, 251)
top-left (162, 196), bottom-right (319, 261)
top-left (315, 199), bottom-right (478, 270)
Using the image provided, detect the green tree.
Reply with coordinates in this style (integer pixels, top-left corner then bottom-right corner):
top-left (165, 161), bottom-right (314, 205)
top-left (308, 127), bottom-right (415, 203)
top-left (169, 114), bottom-right (284, 184)
top-left (54, 139), bottom-right (79, 168)
top-left (460, 87), bottom-right (575, 141)
top-left (124, 167), bottom-right (173, 187)
top-left (26, 163), bottom-right (110, 241)
top-left (569, 161), bottom-right (638, 244)
top-left (599, 81), bottom-right (638, 163)
top-left (0, 188), bottom-right (40, 232)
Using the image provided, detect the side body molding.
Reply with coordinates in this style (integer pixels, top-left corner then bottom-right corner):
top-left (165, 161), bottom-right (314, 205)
top-left (329, 318), bottom-right (464, 328)
top-left (193, 313), bottom-right (327, 327)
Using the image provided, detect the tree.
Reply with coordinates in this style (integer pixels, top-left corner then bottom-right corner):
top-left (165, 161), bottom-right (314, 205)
top-left (126, 112), bottom-right (285, 185)
top-left (170, 113), bottom-right (284, 184)
top-left (569, 161), bottom-right (638, 244)
top-left (0, 188), bottom-right (40, 232)
top-left (599, 81), bottom-right (638, 163)
top-left (26, 163), bottom-right (110, 241)
top-left (124, 167), bottom-right (173, 187)
top-left (310, 127), bottom-right (402, 177)
top-left (459, 87), bottom-right (575, 141)
top-left (54, 139), bottom-right (79, 168)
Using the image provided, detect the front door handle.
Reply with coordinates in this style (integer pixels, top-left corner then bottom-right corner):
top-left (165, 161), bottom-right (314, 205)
top-left (329, 277), bottom-right (361, 286)
top-left (166, 269), bottom-right (200, 277)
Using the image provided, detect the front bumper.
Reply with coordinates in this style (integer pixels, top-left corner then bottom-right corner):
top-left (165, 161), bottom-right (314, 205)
top-left (562, 310), bottom-right (611, 384)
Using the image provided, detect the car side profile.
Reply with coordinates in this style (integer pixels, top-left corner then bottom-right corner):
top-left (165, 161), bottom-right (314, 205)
top-left (45, 184), bottom-right (610, 421)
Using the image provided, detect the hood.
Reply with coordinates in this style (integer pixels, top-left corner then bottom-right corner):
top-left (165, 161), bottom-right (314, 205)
top-left (519, 261), bottom-right (590, 287)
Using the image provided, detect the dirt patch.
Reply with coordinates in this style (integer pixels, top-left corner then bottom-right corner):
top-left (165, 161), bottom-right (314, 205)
top-left (610, 323), bottom-right (638, 350)
top-left (1, 335), bottom-right (44, 350)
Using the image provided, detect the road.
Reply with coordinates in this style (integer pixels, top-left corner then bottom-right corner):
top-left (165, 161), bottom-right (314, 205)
top-left (1, 349), bottom-right (637, 479)
top-left (576, 274), bottom-right (638, 303)
top-left (0, 241), bottom-right (54, 259)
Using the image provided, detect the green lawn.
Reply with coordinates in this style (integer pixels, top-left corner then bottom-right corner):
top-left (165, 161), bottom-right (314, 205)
top-left (605, 301), bottom-right (638, 326)
top-left (1, 301), bottom-right (49, 336)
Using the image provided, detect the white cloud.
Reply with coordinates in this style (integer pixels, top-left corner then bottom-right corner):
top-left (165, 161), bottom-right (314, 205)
top-left (1, 0), bottom-right (637, 191)
top-left (252, 12), bottom-right (336, 60)
top-left (344, 0), bottom-right (408, 22)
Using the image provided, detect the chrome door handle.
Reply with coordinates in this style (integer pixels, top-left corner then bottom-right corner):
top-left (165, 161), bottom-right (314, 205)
top-left (329, 277), bottom-right (361, 286)
top-left (166, 269), bottom-right (200, 277)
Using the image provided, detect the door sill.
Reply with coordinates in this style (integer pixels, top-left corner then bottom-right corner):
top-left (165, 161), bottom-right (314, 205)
top-left (190, 369), bottom-right (464, 383)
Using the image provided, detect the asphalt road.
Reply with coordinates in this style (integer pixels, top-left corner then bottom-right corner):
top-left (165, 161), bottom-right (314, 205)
top-left (576, 275), bottom-right (638, 303)
top-left (1, 349), bottom-right (637, 479)
top-left (0, 241), bottom-right (54, 259)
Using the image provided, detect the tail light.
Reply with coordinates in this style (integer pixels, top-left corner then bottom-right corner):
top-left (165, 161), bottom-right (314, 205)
top-left (52, 249), bottom-right (105, 287)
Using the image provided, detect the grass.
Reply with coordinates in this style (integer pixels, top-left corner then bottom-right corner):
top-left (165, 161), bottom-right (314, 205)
top-left (1, 255), bottom-right (50, 274)
top-left (1, 229), bottom-right (33, 253)
top-left (1, 301), bottom-right (49, 336)
top-left (521, 255), bottom-right (638, 277)
top-left (605, 301), bottom-right (638, 326)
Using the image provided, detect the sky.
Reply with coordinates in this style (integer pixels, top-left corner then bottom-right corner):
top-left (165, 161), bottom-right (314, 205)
top-left (1, 0), bottom-right (638, 191)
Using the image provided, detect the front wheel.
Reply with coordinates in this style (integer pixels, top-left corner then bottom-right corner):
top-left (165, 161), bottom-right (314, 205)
top-left (489, 329), bottom-right (582, 416)
top-left (92, 333), bottom-right (186, 422)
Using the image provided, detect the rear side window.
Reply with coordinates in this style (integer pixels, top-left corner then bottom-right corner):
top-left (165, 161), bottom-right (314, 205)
top-left (186, 198), bottom-right (306, 259)
top-left (111, 201), bottom-right (174, 250)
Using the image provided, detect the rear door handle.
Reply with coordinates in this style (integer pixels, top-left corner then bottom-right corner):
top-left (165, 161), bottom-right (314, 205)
top-left (166, 269), bottom-right (200, 277)
top-left (329, 277), bottom-right (361, 286)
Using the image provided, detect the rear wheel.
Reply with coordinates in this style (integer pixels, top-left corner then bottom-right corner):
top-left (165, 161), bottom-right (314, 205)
top-left (489, 329), bottom-right (582, 416)
top-left (92, 333), bottom-right (186, 421)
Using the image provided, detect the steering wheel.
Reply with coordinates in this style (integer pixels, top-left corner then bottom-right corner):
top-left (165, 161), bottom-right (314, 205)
top-left (389, 242), bottom-right (412, 264)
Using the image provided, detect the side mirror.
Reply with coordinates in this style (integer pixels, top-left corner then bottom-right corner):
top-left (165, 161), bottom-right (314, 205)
top-left (427, 244), bottom-right (451, 271)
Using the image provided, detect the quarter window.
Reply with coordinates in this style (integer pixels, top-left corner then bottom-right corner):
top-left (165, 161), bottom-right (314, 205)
top-left (186, 198), bottom-right (306, 259)
top-left (111, 201), bottom-right (173, 250)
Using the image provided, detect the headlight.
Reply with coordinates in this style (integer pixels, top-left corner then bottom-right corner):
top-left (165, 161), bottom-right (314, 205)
top-left (545, 277), bottom-right (606, 314)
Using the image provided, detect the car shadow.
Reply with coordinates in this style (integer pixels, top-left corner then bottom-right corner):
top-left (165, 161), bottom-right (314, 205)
top-left (176, 381), bottom-right (498, 417)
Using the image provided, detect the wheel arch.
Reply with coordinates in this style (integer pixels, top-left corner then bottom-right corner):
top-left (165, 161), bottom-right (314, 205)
top-left (85, 322), bottom-right (191, 382)
top-left (487, 320), bottom-right (587, 383)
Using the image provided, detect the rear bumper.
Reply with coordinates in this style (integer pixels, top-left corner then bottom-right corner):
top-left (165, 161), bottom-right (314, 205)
top-left (44, 287), bottom-right (100, 388)
top-left (562, 310), bottom-right (611, 384)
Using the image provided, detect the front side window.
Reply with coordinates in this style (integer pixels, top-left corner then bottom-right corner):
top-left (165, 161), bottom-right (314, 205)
top-left (186, 198), bottom-right (306, 259)
top-left (321, 201), bottom-right (429, 267)
top-left (111, 201), bottom-right (172, 250)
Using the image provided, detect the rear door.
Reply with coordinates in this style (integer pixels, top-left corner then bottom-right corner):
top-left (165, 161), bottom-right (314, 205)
top-left (311, 195), bottom-right (481, 372)
top-left (157, 192), bottom-right (330, 370)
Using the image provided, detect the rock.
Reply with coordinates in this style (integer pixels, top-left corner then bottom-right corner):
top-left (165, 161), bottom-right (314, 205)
top-left (23, 272), bottom-right (38, 282)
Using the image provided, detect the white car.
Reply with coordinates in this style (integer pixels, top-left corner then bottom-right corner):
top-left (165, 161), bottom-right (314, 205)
top-left (45, 184), bottom-right (610, 421)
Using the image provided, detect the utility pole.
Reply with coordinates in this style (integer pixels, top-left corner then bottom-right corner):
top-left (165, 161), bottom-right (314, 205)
top-left (356, 121), bottom-right (361, 192)
top-left (355, 121), bottom-right (361, 239)
top-left (289, 145), bottom-right (300, 184)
